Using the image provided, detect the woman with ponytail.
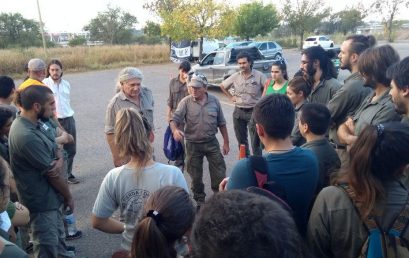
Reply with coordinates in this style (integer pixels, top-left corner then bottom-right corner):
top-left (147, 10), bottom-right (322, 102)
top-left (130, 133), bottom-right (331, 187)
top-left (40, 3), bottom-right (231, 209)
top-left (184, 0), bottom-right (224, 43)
top-left (307, 122), bottom-right (409, 258)
top-left (131, 185), bottom-right (195, 258)
top-left (92, 108), bottom-right (188, 252)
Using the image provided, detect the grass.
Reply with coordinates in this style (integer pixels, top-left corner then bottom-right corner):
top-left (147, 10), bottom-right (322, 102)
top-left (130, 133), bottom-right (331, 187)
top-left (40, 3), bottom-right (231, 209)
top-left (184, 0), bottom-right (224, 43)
top-left (0, 44), bottom-right (170, 78)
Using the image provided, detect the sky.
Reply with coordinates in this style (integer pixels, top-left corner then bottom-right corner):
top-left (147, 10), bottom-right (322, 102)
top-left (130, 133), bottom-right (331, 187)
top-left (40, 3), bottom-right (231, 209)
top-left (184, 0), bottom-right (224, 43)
top-left (1, 0), bottom-right (408, 33)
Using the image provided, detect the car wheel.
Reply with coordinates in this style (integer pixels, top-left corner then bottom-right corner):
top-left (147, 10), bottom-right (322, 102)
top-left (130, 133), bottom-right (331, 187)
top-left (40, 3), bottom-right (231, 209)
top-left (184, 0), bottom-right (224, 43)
top-left (274, 53), bottom-right (282, 60)
top-left (330, 43), bottom-right (334, 47)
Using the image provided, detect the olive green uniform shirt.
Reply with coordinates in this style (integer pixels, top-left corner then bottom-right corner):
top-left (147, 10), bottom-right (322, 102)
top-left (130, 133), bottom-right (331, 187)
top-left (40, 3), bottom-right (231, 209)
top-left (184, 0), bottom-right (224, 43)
top-left (8, 115), bottom-right (62, 213)
top-left (353, 90), bottom-right (401, 135)
top-left (105, 88), bottom-right (154, 134)
top-left (301, 138), bottom-right (340, 191)
top-left (308, 180), bottom-right (409, 258)
top-left (171, 93), bottom-right (226, 143)
top-left (167, 76), bottom-right (188, 113)
top-left (307, 78), bottom-right (341, 105)
top-left (327, 72), bottom-right (372, 145)
top-left (222, 69), bottom-right (267, 108)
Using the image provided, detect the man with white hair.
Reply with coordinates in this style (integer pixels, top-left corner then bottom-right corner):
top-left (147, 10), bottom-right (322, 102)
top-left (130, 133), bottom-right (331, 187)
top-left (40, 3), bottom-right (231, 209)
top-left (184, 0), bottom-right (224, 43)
top-left (105, 67), bottom-right (154, 167)
top-left (19, 58), bottom-right (47, 89)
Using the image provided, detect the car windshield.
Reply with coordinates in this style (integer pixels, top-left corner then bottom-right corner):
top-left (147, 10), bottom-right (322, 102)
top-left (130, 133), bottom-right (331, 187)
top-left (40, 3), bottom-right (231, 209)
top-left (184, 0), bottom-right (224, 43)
top-left (305, 38), bottom-right (317, 41)
top-left (248, 42), bottom-right (261, 48)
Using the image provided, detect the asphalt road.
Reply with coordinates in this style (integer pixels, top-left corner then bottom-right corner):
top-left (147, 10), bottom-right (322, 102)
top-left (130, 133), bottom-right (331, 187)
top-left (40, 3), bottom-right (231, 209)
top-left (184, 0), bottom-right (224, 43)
top-left (60, 42), bottom-right (409, 258)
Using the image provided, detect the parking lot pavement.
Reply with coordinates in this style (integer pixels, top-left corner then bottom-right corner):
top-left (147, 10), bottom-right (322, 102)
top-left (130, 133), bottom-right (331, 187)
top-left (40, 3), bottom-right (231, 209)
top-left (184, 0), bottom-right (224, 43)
top-left (57, 42), bottom-right (408, 257)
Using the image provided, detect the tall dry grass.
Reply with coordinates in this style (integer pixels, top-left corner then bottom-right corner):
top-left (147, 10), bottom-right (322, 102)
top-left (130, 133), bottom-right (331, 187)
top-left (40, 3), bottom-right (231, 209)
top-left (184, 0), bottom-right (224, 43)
top-left (0, 44), bottom-right (170, 77)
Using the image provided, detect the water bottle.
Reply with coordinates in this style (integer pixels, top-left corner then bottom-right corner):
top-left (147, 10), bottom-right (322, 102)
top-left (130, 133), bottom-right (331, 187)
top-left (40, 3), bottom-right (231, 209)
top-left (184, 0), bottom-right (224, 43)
top-left (65, 208), bottom-right (77, 236)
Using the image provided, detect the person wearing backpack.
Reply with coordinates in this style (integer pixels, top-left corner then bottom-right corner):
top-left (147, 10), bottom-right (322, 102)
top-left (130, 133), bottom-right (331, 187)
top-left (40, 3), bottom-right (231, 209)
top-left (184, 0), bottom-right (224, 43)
top-left (307, 122), bottom-right (409, 258)
top-left (225, 94), bottom-right (319, 236)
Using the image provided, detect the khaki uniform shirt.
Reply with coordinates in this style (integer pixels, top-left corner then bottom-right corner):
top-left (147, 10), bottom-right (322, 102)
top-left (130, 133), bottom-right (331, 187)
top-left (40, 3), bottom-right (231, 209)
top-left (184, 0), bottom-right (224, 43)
top-left (171, 93), bottom-right (226, 143)
top-left (167, 76), bottom-right (188, 113)
top-left (222, 70), bottom-right (267, 108)
top-left (328, 73), bottom-right (372, 144)
top-left (105, 88), bottom-right (154, 134)
top-left (307, 78), bottom-right (341, 105)
top-left (353, 90), bottom-right (401, 135)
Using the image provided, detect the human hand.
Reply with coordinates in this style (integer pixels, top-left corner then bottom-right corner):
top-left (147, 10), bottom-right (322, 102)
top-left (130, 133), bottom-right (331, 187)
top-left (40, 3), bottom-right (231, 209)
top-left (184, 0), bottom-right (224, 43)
top-left (219, 177), bottom-right (229, 192)
top-left (173, 129), bottom-right (185, 142)
top-left (222, 143), bottom-right (230, 155)
top-left (64, 197), bottom-right (74, 213)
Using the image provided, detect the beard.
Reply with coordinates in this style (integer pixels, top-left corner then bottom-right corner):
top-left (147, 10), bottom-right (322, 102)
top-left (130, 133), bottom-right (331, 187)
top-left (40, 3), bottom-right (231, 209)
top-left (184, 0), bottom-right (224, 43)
top-left (394, 100), bottom-right (408, 115)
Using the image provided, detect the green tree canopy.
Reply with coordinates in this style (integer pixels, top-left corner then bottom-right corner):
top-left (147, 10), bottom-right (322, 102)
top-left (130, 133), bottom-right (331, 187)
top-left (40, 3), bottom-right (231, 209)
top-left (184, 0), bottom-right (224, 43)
top-left (143, 21), bottom-right (161, 37)
top-left (371, 0), bottom-right (409, 42)
top-left (334, 8), bottom-right (365, 35)
top-left (0, 13), bottom-right (42, 48)
top-left (282, 0), bottom-right (330, 49)
top-left (161, 0), bottom-right (234, 58)
top-left (233, 1), bottom-right (279, 41)
top-left (83, 6), bottom-right (137, 45)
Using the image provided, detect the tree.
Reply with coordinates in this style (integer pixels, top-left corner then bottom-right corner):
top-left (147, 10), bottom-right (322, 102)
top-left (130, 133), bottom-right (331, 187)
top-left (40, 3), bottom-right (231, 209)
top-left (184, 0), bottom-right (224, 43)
top-left (144, 21), bottom-right (161, 37)
top-left (143, 0), bottom-right (182, 47)
top-left (68, 36), bottom-right (87, 47)
top-left (161, 0), bottom-right (234, 59)
top-left (282, 0), bottom-right (330, 49)
top-left (83, 6), bottom-right (137, 45)
top-left (0, 13), bottom-right (42, 48)
top-left (334, 8), bottom-right (365, 35)
top-left (371, 0), bottom-right (409, 42)
top-left (233, 1), bottom-right (279, 41)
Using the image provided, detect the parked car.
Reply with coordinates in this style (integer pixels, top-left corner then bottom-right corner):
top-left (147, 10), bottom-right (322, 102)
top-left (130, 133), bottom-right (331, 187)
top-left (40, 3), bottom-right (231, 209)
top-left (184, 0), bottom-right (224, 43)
top-left (224, 41), bottom-right (253, 49)
top-left (170, 38), bottom-right (221, 63)
top-left (303, 35), bottom-right (334, 49)
top-left (248, 41), bottom-right (283, 60)
top-left (192, 46), bottom-right (276, 86)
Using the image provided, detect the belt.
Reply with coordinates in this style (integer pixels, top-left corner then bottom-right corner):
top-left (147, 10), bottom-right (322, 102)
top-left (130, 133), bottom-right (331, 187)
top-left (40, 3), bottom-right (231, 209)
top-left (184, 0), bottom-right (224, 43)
top-left (236, 106), bottom-right (254, 111)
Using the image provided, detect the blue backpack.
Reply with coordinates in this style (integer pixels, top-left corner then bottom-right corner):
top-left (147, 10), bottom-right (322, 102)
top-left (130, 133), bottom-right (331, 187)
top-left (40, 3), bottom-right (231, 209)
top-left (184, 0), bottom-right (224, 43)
top-left (163, 125), bottom-right (184, 162)
top-left (339, 183), bottom-right (409, 258)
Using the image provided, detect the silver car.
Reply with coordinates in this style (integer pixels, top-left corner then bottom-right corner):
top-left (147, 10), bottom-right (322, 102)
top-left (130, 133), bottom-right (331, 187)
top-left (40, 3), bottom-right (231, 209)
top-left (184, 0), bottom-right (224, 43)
top-left (248, 41), bottom-right (283, 59)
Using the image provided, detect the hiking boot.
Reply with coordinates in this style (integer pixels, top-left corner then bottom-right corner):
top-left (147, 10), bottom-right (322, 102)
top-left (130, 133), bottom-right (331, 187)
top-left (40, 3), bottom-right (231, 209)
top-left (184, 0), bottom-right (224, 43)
top-left (66, 230), bottom-right (82, 241)
top-left (68, 176), bottom-right (80, 184)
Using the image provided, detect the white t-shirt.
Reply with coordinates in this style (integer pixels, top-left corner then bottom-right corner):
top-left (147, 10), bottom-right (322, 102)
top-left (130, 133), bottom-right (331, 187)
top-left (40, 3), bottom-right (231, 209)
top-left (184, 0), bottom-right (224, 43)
top-left (92, 162), bottom-right (188, 250)
top-left (43, 77), bottom-right (74, 118)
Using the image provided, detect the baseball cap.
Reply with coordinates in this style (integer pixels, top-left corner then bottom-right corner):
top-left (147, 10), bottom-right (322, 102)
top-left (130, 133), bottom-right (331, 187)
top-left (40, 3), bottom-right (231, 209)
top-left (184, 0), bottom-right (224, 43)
top-left (188, 73), bottom-right (207, 88)
top-left (27, 58), bottom-right (46, 71)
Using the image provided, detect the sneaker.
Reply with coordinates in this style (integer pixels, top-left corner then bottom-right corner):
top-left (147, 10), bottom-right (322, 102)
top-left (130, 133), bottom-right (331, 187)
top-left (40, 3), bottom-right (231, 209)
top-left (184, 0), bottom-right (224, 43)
top-left (66, 230), bottom-right (82, 241)
top-left (68, 176), bottom-right (80, 184)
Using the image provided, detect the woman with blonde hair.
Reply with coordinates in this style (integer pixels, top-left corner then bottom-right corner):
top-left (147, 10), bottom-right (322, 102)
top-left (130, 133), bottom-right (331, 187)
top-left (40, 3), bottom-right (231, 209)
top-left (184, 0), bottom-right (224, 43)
top-left (92, 108), bottom-right (188, 252)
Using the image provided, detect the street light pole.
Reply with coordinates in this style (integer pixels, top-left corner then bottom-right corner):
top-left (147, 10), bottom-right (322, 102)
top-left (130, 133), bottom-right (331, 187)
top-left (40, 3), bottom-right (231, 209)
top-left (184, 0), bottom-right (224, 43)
top-left (36, 0), bottom-right (47, 55)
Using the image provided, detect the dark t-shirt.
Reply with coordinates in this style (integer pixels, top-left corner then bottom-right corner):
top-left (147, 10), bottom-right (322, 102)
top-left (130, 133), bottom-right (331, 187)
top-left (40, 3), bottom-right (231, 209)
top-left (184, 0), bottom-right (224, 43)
top-left (8, 115), bottom-right (62, 212)
top-left (227, 147), bottom-right (319, 235)
top-left (302, 139), bottom-right (341, 192)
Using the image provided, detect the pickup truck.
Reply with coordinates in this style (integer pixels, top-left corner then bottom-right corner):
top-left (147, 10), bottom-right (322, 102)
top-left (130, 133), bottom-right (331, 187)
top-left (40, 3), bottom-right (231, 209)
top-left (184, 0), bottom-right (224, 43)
top-left (192, 46), bottom-right (277, 86)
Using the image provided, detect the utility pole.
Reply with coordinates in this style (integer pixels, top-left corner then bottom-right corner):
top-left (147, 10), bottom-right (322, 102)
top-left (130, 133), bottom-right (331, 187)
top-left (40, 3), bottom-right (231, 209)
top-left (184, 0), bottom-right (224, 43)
top-left (36, 0), bottom-right (47, 55)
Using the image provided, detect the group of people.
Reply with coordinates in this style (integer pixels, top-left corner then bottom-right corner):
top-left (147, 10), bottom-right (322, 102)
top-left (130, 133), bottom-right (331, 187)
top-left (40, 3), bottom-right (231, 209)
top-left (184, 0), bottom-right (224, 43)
top-left (0, 58), bottom-right (80, 257)
top-left (1, 32), bottom-right (409, 258)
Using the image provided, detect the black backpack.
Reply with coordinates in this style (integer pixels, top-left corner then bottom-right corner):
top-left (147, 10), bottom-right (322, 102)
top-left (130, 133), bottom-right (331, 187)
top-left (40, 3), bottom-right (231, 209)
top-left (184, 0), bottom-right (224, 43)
top-left (246, 156), bottom-right (292, 213)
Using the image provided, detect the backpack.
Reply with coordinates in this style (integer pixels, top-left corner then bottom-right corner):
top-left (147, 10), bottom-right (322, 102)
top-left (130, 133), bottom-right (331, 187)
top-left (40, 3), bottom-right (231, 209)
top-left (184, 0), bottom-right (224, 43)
top-left (246, 156), bottom-right (292, 213)
top-left (338, 183), bottom-right (409, 258)
top-left (163, 125), bottom-right (184, 162)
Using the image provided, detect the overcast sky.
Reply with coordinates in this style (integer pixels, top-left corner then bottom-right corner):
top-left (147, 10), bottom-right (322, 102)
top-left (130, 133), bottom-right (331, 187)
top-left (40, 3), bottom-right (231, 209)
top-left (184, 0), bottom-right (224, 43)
top-left (1, 0), bottom-right (407, 33)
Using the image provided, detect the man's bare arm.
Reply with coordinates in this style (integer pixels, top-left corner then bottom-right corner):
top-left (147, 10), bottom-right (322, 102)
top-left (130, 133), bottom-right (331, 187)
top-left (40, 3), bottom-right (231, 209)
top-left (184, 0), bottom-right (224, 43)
top-left (47, 154), bottom-right (74, 211)
top-left (106, 133), bottom-right (123, 167)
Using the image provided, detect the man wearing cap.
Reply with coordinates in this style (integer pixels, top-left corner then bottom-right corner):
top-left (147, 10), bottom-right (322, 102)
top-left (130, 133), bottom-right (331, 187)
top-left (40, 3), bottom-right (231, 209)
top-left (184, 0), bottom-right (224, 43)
top-left (19, 58), bottom-right (47, 90)
top-left (105, 67), bottom-right (154, 167)
top-left (219, 51), bottom-right (266, 156)
top-left (170, 73), bottom-right (229, 209)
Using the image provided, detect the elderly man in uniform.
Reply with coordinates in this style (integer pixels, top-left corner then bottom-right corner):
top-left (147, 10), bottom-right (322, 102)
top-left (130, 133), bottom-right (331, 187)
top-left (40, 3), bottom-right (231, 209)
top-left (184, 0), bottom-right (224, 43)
top-left (170, 73), bottom-right (229, 209)
top-left (220, 51), bottom-right (266, 156)
top-left (105, 67), bottom-right (154, 167)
